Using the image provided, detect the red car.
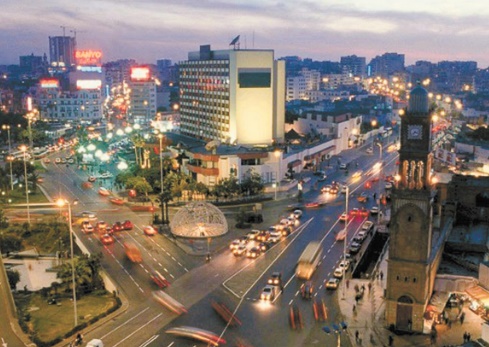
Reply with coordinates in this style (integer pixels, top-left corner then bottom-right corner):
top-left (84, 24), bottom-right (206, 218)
top-left (122, 220), bottom-right (133, 230)
top-left (112, 221), bottom-right (123, 232)
top-left (350, 207), bottom-right (369, 217)
top-left (110, 197), bottom-right (124, 205)
top-left (150, 270), bottom-right (170, 288)
top-left (100, 233), bottom-right (114, 245)
top-left (143, 225), bottom-right (157, 236)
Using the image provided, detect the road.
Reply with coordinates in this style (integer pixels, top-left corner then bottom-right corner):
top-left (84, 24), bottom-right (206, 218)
top-left (2, 136), bottom-right (399, 347)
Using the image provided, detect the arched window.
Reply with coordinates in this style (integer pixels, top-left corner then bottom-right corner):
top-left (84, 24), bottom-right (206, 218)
top-left (398, 295), bottom-right (413, 304)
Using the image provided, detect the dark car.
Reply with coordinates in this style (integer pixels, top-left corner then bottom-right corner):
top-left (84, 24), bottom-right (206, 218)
top-left (300, 281), bottom-right (314, 299)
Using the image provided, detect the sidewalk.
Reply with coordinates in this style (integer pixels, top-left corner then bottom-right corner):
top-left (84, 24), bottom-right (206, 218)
top-left (338, 250), bottom-right (484, 347)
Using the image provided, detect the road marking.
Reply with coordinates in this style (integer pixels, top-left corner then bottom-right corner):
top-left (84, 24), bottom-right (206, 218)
top-left (166, 342), bottom-right (174, 347)
top-left (139, 334), bottom-right (159, 347)
top-left (101, 307), bottom-right (150, 339)
top-left (288, 299), bottom-right (294, 305)
top-left (112, 313), bottom-right (163, 347)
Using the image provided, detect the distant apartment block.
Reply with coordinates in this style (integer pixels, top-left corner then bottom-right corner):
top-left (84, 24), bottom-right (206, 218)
top-left (49, 36), bottom-right (76, 68)
top-left (286, 68), bottom-right (321, 101)
top-left (340, 55), bottom-right (366, 78)
top-left (368, 52), bottom-right (405, 77)
top-left (179, 45), bottom-right (285, 145)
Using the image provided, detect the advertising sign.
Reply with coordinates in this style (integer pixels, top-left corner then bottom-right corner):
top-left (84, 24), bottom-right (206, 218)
top-left (76, 79), bottom-right (102, 90)
top-left (130, 67), bottom-right (150, 81)
top-left (75, 50), bottom-right (103, 66)
top-left (40, 79), bottom-right (59, 88)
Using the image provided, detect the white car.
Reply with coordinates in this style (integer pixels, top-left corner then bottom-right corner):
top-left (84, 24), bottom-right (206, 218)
top-left (292, 209), bottom-right (303, 219)
top-left (370, 206), bottom-right (380, 215)
top-left (326, 278), bottom-right (339, 290)
top-left (233, 244), bottom-right (247, 256)
top-left (361, 221), bottom-right (374, 232)
top-left (260, 285), bottom-right (278, 301)
top-left (366, 147), bottom-right (373, 154)
top-left (268, 235), bottom-right (282, 243)
top-left (385, 182), bottom-right (393, 189)
top-left (339, 260), bottom-right (350, 271)
top-left (246, 230), bottom-right (260, 240)
top-left (334, 267), bottom-right (344, 278)
top-left (339, 163), bottom-right (347, 170)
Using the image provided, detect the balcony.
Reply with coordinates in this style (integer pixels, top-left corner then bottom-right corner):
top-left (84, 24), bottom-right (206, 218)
top-left (187, 163), bottom-right (219, 176)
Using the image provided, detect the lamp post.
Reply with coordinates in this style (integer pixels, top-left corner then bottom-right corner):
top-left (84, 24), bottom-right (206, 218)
top-left (19, 145), bottom-right (30, 225)
top-left (158, 134), bottom-right (164, 193)
top-left (323, 322), bottom-right (348, 347)
top-left (56, 199), bottom-right (77, 327)
top-left (274, 150), bottom-right (281, 200)
top-left (2, 125), bottom-right (13, 190)
top-left (342, 184), bottom-right (349, 300)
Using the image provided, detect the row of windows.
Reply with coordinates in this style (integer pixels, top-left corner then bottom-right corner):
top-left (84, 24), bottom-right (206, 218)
top-left (45, 113), bottom-right (100, 118)
top-left (181, 99), bottom-right (229, 108)
top-left (395, 275), bottom-right (417, 283)
top-left (181, 116), bottom-right (230, 128)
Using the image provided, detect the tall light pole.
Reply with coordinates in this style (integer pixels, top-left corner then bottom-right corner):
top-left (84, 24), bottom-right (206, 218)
top-left (158, 134), bottom-right (164, 193)
top-left (274, 150), bottom-right (281, 200)
top-left (19, 145), bottom-right (30, 225)
top-left (56, 199), bottom-right (77, 327)
top-left (2, 125), bottom-right (13, 190)
top-left (342, 185), bottom-right (349, 299)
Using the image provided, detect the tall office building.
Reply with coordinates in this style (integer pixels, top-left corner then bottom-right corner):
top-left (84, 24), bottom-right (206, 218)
top-left (129, 66), bottom-right (157, 124)
top-left (179, 45), bottom-right (285, 145)
top-left (368, 52), bottom-right (405, 77)
top-left (49, 36), bottom-right (76, 68)
top-left (340, 55), bottom-right (366, 78)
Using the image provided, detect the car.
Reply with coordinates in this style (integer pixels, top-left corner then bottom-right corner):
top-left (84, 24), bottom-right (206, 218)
top-left (350, 207), bottom-right (369, 217)
top-left (333, 267), bottom-right (344, 278)
top-left (335, 229), bottom-right (346, 241)
top-left (256, 231), bottom-right (270, 242)
top-left (370, 206), bottom-right (379, 215)
top-left (361, 221), bottom-right (374, 233)
top-left (329, 186), bottom-right (339, 194)
top-left (339, 212), bottom-right (348, 222)
top-left (354, 230), bottom-right (367, 243)
top-left (326, 278), bottom-right (339, 290)
top-left (104, 226), bottom-right (113, 235)
top-left (318, 175), bottom-right (327, 182)
top-left (233, 244), bottom-right (247, 256)
top-left (81, 211), bottom-right (97, 220)
top-left (246, 247), bottom-right (261, 259)
top-left (61, 158), bottom-right (67, 164)
top-left (268, 235), bottom-right (282, 243)
top-left (321, 185), bottom-right (331, 194)
top-left (385, 182), bottom-right (393, 190)
top-left (314, 170), bottom-right (326, 176)
top-left (258, 242), bottom-right (269, 252)
top-left (287, 216), bottom-right (296, 225)
top-left (260, 285), bottom-right (278, 301)
top-left (305, 201), bottom-right (321, 209)
top-left (143, 225), bottom-right (158, 236)
top-left (366, 147), bottom-right (373, 154)
top-left (55, 157), bottom-right (61, 163)
top-left (150, 270), bottom-right (170, 288)
top-left (339, 163), bottom-right (347, 170)
top-left (230, 239), bottom-right (245, 250)
top-left (112, 221), bottom-right (123, 232)
top-left (82, 222), bottom-right (94, 234)
top-left (300, 281), bottom-right (314, 299)
top-left (122, 220), bottom-right (133, 230)
top-left (100, 233), bottom-right (114, 245)
top-left (67, 158), bottom-right (75, 164)
top-left (292, 210), bottom-right (303, 219)
top-left (352, 170), bottom-right (363, 179)
top-left (98, 187), bottom-right (111, 196)
top-left (110, 197), bottom-right (124, 205)
top-left (95, 221), bottom-right (108, 232)
top-left (88, 176), bottom-right (96, 182)
top-left (100, 172), bottom-right (113, 179)
top-left (281, 227), bottom-right (292, 237)
top-left (339, 259), bottom-right (350, 271)
top-left (267, 272), bottom-right (283, 287)
top-left (43, 158), bottom-right (51, 164)
top-left (280, 218), bottom-right (292, 227)
top-left (246, 230), bottom-right (260, 240)
top-left (357, 192), bottom-right (368, 203)
top-left (349, 242), bottom-right (362, 254)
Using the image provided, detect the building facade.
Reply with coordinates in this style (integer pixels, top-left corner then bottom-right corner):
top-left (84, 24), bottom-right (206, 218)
top-left (179, 45), bottom-right (285, 145)
top-left (49, 36), bottom-right (76, 68)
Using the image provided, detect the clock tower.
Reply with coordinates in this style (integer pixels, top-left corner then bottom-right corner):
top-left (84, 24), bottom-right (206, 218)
top-left (385, 84), bottom-right (436, 333)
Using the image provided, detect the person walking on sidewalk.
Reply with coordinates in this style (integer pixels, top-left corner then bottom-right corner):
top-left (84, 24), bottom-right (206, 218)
top-left (380, 270), bottom-right (384, 281)
top-left (355, 330), bottom-right (359, 342)
top-left (388, 335), bottom-right (394, 346)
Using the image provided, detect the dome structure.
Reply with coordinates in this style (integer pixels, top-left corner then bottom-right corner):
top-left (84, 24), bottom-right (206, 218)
top-left (408, 84), bottom-right (429, 114)
top-left (170, 201), bottom-right (228, 238)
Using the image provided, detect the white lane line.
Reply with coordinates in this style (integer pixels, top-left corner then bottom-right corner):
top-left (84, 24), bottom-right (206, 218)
top-left (101, 307), bottom-right (150, 339)
top-left (112, 313), bottom-right (163, 347)
top-left (139, 334), bottom-right (159, 347)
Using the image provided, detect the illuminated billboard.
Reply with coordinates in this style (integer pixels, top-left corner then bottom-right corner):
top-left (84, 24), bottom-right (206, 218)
top-left (75, 50), bottom-right (103, 67)
top-left (40, 79), bottom-right (59, 88)
top-left (130, 67), bottom-right (151, 81)
top-left (77, 79), bottom-right (102, 90)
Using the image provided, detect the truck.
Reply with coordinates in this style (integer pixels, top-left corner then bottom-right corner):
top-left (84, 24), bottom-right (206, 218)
top-left (124, 242), bottom-right (142, 263)
top-left (296, 241), bottom-right (323, 280)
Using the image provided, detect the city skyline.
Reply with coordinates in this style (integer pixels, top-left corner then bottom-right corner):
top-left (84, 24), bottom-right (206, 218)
top-left (1, 0), bottom-right (489, 67)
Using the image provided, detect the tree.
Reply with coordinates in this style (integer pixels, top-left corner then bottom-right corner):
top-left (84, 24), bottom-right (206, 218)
top-left (126, 177), bottom-right (152, 197)
top-left (241, 169), bottom-right (264, 196)
top-left (6, 270), bottom-right (20, 290)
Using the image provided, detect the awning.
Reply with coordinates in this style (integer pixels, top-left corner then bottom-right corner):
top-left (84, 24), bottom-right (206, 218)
top-left (304, 145), bottom-right (336, 161)
top-left (466, 286), bottom-right (489, 306)
top-left (287, 159), bottom-right (302, 168)
top-left (426, 291), bottom-right (450, 314)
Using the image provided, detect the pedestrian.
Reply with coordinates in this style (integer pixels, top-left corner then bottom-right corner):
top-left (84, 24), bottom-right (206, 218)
top-left (388, 335), bottom-right (394, 346)
top-left (355, 330), bottom-right (359, 342)
top-left (353, 304), bottom-right (356, 313)
top-left (346, 279), bottom-right (350, 289)
top-left (460, 311), bottom-right (465, 324)
top-left (380, 271), bottom-right (384, 280)
top-left (448, 319), bottom-right (452, 329)
top-left (430, 332), bottom-right (436, 345)
top-left (368, 282), bottom-right (372, 293)
top-left (463, 331), bottom-right (468, 342)
top-left (467, 332), bottom-right (471, 341)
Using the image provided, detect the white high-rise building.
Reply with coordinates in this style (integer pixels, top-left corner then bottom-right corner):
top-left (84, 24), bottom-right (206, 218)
top-left (179, 45), bottom-right (285, 145)
top-left (286, 68), bottom-right (320, 102)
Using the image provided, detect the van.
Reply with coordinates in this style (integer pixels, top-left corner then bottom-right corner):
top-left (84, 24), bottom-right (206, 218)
top-left (86, 339), bottom-right (104, 347)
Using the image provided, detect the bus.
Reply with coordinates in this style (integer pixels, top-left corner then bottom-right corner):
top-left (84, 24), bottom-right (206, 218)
top-left (9, 150), bottom-right (31, 160)
top-left (296, 241), bottom-right (323, 280)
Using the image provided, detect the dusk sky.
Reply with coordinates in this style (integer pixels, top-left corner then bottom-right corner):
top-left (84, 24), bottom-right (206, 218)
top-left (2, 0), bottom-right (489, 67)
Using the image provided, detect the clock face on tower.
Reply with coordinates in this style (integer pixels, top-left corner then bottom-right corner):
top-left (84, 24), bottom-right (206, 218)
top-left (407, 125), bottom-right (423, 140)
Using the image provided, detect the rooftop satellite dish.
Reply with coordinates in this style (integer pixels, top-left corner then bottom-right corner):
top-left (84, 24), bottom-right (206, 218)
top-left (205, 140), bottom-right (221, 152)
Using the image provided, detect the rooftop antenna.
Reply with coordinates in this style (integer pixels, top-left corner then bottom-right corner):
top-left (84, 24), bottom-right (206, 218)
top-left (60, 25), bottom-right (67, 37)
top-left (229, 35), bottom-right (240, 50)
top-left (70, 28), bottom-right (86, 46)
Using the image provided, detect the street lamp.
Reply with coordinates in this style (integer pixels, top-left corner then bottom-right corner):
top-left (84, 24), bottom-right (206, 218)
top-left (342, 185), bottom-right (349, 300)
top-left (323, 322), bottom-right (348, 347)
top-left (19, 145), bottom-right (30, 225)
top-left (56, 199), bottom-right (77, 327)
top-left (274, 150), bottom-right (282, 200)
top-left (2, 125), bottom-right (13, 190)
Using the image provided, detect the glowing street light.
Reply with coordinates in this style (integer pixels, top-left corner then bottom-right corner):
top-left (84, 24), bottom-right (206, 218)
top-left (274, 150), bottom-right (282, 200)
top-left (342, 185), bottom-right (349, 300)
top-left (19, 145), bottom-right (30, 225)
